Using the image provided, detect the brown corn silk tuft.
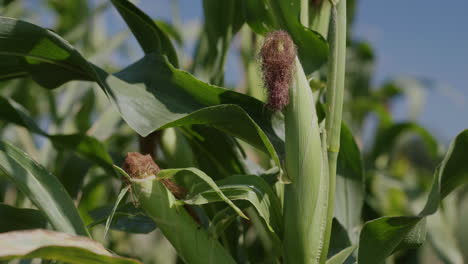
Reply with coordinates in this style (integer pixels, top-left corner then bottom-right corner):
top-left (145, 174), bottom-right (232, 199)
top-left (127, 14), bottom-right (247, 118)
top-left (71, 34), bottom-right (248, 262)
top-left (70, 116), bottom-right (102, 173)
top-left (123, 152), bottom-right (186, 199)
top-left (260, 30), bottom-right (296, 111)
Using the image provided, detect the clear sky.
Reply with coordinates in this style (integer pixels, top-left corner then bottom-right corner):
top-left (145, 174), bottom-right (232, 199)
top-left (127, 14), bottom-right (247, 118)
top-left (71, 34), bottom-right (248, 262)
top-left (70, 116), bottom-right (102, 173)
top-left (353, 0), bottom-right (468, 142)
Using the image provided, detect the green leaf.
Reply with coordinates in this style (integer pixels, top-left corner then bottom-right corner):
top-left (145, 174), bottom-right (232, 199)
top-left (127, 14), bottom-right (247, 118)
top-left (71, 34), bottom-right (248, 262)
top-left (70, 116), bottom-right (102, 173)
top-left (242, 0), bottom-right (329, 74)
top-left (104, 186), bottom-right (130, 238)
top-left (186, 175), bottom-right (282, 234)
top-left (335, 123), bottom-right (364, 241)
top-left (327, 219), bottom-right (352, 260)
top-left (131, 174), bottom-right (237, 264)
top-left (0, 141), bottom-right (88, 236)
top-left (358, 129), bottom-right (468, 264)
top-left (155, 20), bottom-right (183, 45)
top-left (0, 17), bottom-right (93, 88)
top-left (0, 203), bottom-right (46, 232)
top-left (182, 126), bottom-right (246, 180)
top-left (203, 0), bottom-right (244, 44)
top-left (207, 207), bottom-right (237, 239)
top-left (326, 246), bottom-right (356, 264)
top-left (89, 203), bottom-right (157, 234)
top-left (0, 96), bottom-right (116, 175)
top-left (370, 122), bottom-right (439, 162)
top-left (0, 17), bottom-right (283, 171)
top-left (0, 229), bottom-right (141, 264)
top-left (192, 0), bottom-right (244, 84)
top-left (157, 168), bottom-right (248, 219)
top-left (56, 153), bottom-right (91, 199)
top-left (99, 54), bottom-right (283, 168)
top-left (110, 0), bottom-right (178, 67)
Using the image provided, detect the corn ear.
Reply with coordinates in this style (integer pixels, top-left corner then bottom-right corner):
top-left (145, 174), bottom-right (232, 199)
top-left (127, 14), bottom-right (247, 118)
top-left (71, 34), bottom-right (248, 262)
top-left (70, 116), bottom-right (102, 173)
top-left (283, 58), bottom-right (329, 264)
top-left (130, 176), bottom-right (236, 264)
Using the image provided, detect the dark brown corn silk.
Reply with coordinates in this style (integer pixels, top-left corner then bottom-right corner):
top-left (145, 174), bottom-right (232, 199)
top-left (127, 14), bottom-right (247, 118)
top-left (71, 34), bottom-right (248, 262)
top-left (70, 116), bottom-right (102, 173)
top-left (123, 152), bottom-right (186, 199)
top-left (123, 152), bottom-right (160, 179)
top-left (260, 30), bottom-right (296, 111)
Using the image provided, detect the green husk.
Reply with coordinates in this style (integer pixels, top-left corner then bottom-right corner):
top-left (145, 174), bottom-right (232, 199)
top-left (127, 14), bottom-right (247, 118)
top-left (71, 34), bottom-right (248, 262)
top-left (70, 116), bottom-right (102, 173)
top-left (130, 176), bottom-right (236, 264)
top-left (283, 58), bottom-right (329, 264)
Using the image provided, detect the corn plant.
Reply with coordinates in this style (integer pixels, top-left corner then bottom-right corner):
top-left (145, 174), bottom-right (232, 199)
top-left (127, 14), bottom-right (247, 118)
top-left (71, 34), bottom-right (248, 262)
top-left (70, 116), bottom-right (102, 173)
top-left (0, 0), bottom-right (467, 263)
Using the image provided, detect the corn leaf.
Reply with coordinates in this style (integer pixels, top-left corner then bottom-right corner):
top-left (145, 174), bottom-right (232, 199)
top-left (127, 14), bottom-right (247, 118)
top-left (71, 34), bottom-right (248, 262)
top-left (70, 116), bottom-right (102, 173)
top-left (0, 204), bottom-right (46, 232)
top-left (185, 175), bottom-right (282, 234)
top-left (0, 96), bottom-right (116, 175)
top-left (89, 203), bottom-right (157, 234)
top-left (335, 123), bottom-right (364, 242)
top-left (358, 129), bottom-right (468, 263)
top-left (0, 17), bottom-right (283, 171)
top-left (0, 141), bottom-right (88, 236)
top-left (158, 168), bottom-right (248, 219)
top-left (0, 229), bottom-right (141, 264)
top-left (326, 245), bottom-right (356, 264)
top-left (110, 0), bottom-right (178, 67)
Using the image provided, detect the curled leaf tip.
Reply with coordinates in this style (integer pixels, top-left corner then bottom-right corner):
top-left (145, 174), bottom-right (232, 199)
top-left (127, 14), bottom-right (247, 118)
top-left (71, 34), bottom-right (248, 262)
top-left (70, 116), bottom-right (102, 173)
top-left (123, 152), bottom-right (160, 179)
top-left (260, 30), bottom-right (296, 111)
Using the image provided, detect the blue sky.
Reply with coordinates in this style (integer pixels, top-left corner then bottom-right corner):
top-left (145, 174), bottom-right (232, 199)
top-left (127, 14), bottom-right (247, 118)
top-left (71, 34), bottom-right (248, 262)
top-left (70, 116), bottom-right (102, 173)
top-left (353, 0), bottom-right (468, 141)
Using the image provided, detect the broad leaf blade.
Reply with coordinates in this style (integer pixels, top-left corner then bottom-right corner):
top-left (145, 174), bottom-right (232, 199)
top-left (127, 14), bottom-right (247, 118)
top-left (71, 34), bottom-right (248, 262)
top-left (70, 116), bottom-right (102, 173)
top-left (186, 175), bottom-right (282, 234)
top-left (89, 203), bottom-right (157, 234)
top-left (358, 129), bottom-right (468, 264)
top-left (358, 216), bottom-right (421, 264)
top-left (158, 168), bottom-right (248, 219)
top-left (0, 141), bottom-right (88, 236)
top-left (0, 17), bottom-right (93, 88)
top-left (0, 229), bottom-right (141, 264)
top-left (326, 245), bottom-right (356, 264)
top-left (96, 55), bottom-right (283, 167)
top-left (370, 122), bottom-right (439, 162)
top-left (193, 0), bottom-right (244, 84)
top-left (0, 203), bottom-right (46, 232)
top-left (335, 123), bottom-right (364, 242)
top-left (0, 96), bottom-right (116, 175)
top-left (110, 0), bottom-right (178, 66)
top-left (0, 17), bottom-right (283, 172)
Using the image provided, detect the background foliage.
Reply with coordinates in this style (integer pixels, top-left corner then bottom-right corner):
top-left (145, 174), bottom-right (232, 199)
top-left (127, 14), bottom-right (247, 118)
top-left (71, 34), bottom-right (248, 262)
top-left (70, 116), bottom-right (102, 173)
top-left (0, 0), bottom-right (467, 264)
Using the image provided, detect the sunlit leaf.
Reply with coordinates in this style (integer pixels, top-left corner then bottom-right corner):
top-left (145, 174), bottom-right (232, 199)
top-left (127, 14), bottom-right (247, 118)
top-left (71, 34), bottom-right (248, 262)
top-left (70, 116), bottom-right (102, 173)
top-left (186, 175), bottom-right (282, 234)
top-left (0, 229), bottom-right (141, 264)
top-left (0, 17), bottom-right (283, 172)
top-left (0, 141), bottom-right (88, 236)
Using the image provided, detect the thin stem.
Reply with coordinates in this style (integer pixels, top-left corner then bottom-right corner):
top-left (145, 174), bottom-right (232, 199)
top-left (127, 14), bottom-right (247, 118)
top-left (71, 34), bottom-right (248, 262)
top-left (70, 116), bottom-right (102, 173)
top-left (321, 0), bottom-right (347, 262)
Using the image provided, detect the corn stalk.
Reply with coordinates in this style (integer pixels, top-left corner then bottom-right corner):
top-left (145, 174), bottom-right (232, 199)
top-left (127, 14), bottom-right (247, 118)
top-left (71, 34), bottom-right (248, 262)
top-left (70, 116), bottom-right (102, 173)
top-left (322, 0), bottom-right (348, 262)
